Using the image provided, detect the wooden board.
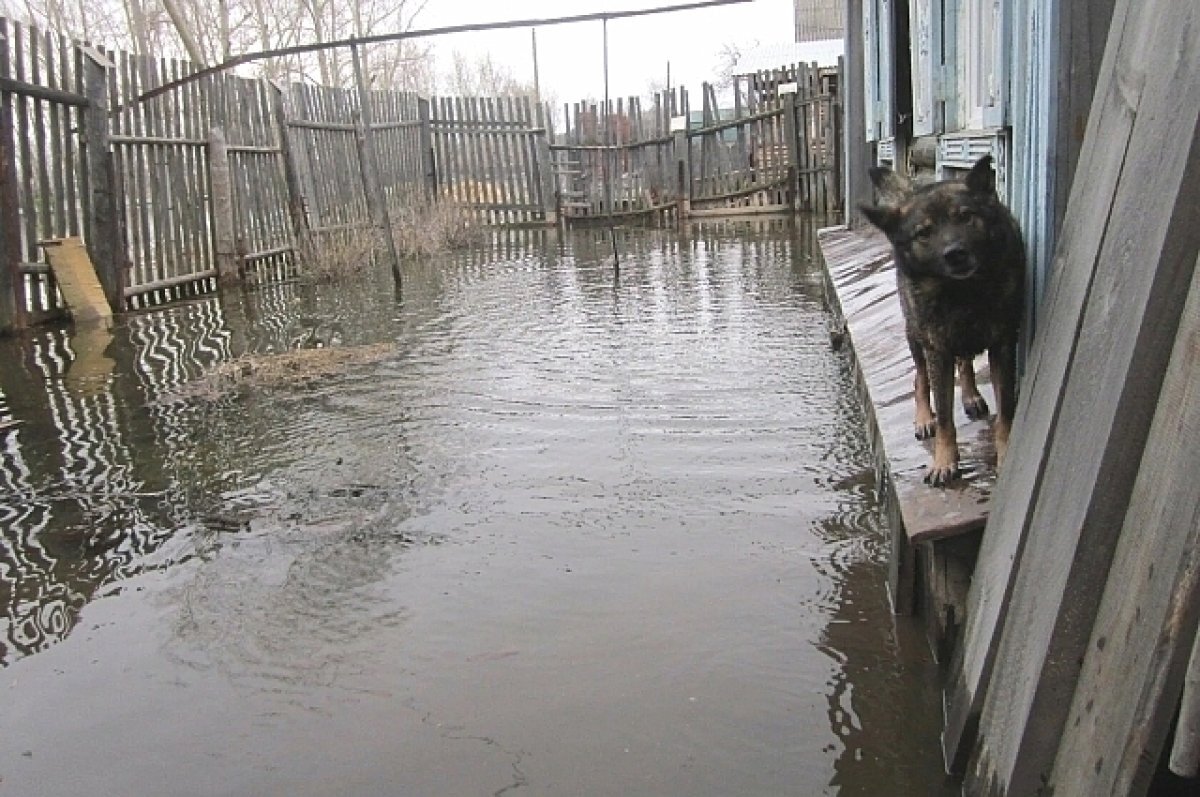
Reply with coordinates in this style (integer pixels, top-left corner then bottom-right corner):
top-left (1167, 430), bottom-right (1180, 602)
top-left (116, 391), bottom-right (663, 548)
top-left (952, 0), bottom-right (1200, 790)
top-left (41, 236), bottom-right (112, 329)
top-left (1047, 253), bottom-right (1200, 795)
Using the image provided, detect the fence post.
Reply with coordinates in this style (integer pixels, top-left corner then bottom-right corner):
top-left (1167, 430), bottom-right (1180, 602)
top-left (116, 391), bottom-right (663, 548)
top-left (832, 56), bottom-right (845, 212)
top-left (673, 126), bottom-right (690, 225)
top-left (417, 96), bottom-right (436, 200)
top-left (0, 55), bottom-right (23, 332)
top-left (208, 126), bottom-right (239, 283)
top-left (269, 81), bottom-right (311, 265)
top-left (782, 90), bottom-right (800, 212)
top-left (80, 46), bottom-right (125, 312)
top-left (350, 44), bottom-right (401, 287)
top-left (535, 102), bottom-right (557, 226)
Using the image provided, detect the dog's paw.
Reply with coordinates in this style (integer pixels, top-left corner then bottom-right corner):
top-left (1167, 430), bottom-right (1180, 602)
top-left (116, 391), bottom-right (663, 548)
top-left (914, 419), bottom-right (937, 440)
top-left (924, 463), bottom-right (961, 487)
top-left (962, 394), bottom-right (990, 421)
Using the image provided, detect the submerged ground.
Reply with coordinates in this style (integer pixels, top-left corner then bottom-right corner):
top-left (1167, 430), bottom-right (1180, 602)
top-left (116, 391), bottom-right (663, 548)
top-left (0, 219), bottom-right (954, 796)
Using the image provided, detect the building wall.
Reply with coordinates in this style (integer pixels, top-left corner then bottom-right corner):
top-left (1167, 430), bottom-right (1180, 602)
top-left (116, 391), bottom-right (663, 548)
top-left (794, 0), bottom-right (845, 42)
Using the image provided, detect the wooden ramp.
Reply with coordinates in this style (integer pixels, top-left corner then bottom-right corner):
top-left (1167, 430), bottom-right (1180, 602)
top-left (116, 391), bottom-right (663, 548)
top-left (41, 237), bottom-right (113, 329)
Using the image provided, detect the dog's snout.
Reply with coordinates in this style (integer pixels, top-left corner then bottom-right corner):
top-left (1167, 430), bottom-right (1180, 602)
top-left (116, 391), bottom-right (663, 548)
top-left (943, 245), bottom-right (970, 266)
top-left (942, 245), bottom-right (978, 278)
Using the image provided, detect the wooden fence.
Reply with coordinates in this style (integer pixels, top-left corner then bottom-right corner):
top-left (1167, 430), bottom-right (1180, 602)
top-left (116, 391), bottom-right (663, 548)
top-left (550, 60), bottom-right (842, 224)
top-left (0, 14), bottom-right (842, 332)
top-left (429, 95), bottom-right (550, 225)
top-left (551, 88), bottom-right (684, 222)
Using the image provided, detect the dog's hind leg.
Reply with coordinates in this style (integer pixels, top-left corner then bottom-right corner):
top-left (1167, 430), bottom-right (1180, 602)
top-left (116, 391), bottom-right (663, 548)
top-left (957, 357), bottom-right (990, 420)
top-left (909, 336), bottom-right (937, 440)
top-left (988, 342), bottom-right (1018, 468)
top-left (925, 350), bottom-right (961, 486)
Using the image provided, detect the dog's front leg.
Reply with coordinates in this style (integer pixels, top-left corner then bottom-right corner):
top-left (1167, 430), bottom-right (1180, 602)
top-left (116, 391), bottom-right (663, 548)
top-left (957, 358), bottom-right (990, 420)
top-left (988, 342), bottom-right (1018, 468)
top-left (908, 336), bottom-right (937, 439)
top-left (925, 350), bottom-right (960, 486)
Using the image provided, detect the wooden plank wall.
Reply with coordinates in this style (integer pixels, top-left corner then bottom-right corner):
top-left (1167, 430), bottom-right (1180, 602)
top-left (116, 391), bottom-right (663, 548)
top-left (940, 0), bottom-right (1200, 792)
top-left (366, 88), bottom-right (426, 214)
top-left (286, 82), bottom-right (370, 236)
top-left (0, 18), bottom-right (87, 324)
top-left (214, 76), bottom-right (294, 285)
top-left (0, 13), bottom-right (843, 326)
top-left (552, 87), bottom-right (682, 223)
top-left (688, 82), bottom-right (792, 213)
top-left (549, 61), bottom-right (842, 225)
top-left (429, 94), bottom-right (547, 224)
top-left (108, 52), bottom-right (216, 307)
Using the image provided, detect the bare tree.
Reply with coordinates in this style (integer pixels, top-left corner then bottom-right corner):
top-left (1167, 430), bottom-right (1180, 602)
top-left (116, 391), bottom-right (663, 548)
top-left (442, 50), bottom-right (536, 98)
top-left (1, 0), bottom-right (434, 91)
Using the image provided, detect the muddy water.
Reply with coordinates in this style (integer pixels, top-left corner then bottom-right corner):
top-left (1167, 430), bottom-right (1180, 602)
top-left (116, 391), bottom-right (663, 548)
top-left (0, 220), bottom-right (955, 796)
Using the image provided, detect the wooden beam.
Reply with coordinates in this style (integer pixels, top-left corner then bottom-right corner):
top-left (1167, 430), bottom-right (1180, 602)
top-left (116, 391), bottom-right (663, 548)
top-left (948, 0), bottom-right (1200, 790)
top-left (842, 0), bottom-right (872, 227)
top-left (0, 76), bottom-right (87, 106)
top-left (1047, 252), bottom-right (1200, 795)
top-left (82, 47), bottom-right (124, 310)
top-left (207, 126), bottom-right (239, 283)
top-left (269, 82), bottom-right (311, 265)
top-left (350, 44), bottom-right (401, 286)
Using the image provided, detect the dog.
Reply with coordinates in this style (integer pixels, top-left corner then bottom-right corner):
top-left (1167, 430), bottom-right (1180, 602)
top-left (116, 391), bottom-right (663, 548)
top-left (860, 155), bottom-right (1025, 486)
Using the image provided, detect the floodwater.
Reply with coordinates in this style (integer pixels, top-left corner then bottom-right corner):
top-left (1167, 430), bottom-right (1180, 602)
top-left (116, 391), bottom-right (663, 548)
top-left (0, 219), bottom-right (956, 796)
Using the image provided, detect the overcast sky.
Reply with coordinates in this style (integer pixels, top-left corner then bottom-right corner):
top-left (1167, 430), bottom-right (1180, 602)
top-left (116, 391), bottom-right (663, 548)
top-left (414, 0), bottom-right (796, 103)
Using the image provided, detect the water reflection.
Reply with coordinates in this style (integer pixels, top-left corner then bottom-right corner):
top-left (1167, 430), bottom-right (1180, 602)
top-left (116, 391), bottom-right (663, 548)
top-left (0, 219), bottom-right (951, 795)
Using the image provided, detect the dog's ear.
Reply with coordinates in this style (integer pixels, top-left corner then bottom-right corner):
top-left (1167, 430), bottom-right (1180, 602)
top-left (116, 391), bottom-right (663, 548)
top-left (859, 203), bottom-right (900, 235)
top-left (868, 166), bottom-right (912, 204)
top-left (966, 155), bottom-right (996, 195)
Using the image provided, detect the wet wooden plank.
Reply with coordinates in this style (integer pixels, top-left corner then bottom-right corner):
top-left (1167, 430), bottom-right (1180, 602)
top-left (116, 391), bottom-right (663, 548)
top-left (41, 236), bottom-right (112, 329)
top-left (1048, 253), bottom-right (1200, 796)
top-left (945, 0), bottom-right (1199, 787)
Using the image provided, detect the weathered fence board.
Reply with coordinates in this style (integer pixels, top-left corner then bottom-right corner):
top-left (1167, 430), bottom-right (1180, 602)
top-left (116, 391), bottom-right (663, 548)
top-left (0, 18), bottom-right (92, 324)
top-left (428, 94), bottom-right (547, 224)
top-left (945, 1), bottom-right (1200, 792)
top-left (1046, 254), bottom-right (1200, 795)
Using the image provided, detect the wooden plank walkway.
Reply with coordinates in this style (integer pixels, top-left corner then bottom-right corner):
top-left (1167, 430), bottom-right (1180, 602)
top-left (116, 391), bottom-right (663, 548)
top-left (818, 224), bottom-right (999, 615)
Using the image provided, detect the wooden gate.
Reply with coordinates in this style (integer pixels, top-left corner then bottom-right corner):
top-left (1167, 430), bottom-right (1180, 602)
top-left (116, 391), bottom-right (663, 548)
top-left (428, 96), bottom-right (551, 224)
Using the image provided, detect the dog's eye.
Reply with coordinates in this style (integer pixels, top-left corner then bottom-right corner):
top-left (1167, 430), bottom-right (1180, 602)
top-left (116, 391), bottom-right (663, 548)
top-left (913, 226), bottom-right (933, 240)
top-left (954, 209), bottom-right (975, 222)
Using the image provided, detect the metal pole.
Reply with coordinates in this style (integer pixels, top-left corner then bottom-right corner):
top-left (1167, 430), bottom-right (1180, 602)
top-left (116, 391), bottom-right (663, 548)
top-left (602, 17), bottom-right (618, 270)
top-left (531, 28), bottom-right (541, 104)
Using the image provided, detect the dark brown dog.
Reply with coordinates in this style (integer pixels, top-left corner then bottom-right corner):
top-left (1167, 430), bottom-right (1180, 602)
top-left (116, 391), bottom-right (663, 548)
top-left (860, 155), bottom-right (1025, 486)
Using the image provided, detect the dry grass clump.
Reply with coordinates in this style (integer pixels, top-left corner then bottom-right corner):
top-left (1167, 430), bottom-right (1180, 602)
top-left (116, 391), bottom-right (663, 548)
top-left (392, 199), bottom-right (484, 258)
top-left (304, 227), bottom-right (384, 283)
top-left (156, 342), bottom-right (394, 404)
top-left (302, 200), bottom-right (483, 282)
